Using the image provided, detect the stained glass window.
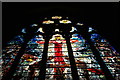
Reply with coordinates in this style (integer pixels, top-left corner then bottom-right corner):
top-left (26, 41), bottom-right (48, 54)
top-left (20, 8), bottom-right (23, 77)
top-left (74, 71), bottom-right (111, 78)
top-left (2, 16), bottom-right (120, 80)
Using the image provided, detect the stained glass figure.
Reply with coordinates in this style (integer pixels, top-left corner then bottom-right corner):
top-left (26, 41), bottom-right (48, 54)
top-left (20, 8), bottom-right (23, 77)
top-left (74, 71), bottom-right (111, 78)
top-left (2, 16), bottom-right (120, 80)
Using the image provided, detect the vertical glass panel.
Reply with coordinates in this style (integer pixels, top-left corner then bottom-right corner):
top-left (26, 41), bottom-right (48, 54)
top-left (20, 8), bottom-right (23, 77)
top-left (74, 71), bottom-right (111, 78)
top-left (46, 34), bottom-right (72, 80)
top-left (2, 35), bottom-right (24, 76)
top-left (71, 33), bottom-right (106, 80)
top-left (12, 34), bottom-right (44, 80)
top-left (90, 32), bottom-right (120, 79)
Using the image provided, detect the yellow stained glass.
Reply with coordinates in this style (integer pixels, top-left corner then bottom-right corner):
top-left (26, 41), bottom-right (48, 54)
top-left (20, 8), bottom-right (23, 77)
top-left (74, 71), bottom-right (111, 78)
top-left (52, 16), bottom-right (62, 19)
top-left (43, 20), bottom-right (54, 24)
top-left (59, 20), bottom-right (71, 24)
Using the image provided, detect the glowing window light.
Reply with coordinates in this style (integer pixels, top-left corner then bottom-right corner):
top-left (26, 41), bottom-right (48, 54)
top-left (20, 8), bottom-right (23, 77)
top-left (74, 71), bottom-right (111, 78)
top-left (51, 34), bottom-right (64, 40)
top-left (21, 28), bottom-right (26, 33)
top-left (44, 17), bottom-right (47, 19)
top-left (70, 27), bottom-right (77, 32)
top-left (31, 24), bottom-right (38, 27)
top-left (88, 27), bottom-right (94, 32)
top-left (52, 16), bottom-right (62, 19)
top-left (43, 20), bottom-right (54, 24)
top-left (76, 23), bottom-right (84, 26)
top-left (59, 20), bottom-right (71, 24)
top-left (55, 29), bottom-right (59, 32)
top-left (37, 27), bottom-right (44, 33)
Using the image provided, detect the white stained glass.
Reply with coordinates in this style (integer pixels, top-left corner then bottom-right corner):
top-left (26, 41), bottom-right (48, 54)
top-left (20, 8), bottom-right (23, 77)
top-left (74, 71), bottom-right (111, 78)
top-left (88, 27), bottom-right (94, 32)
top-left (76, 23), bottom-right (83, 26)
top-left (55, 29), bottom-right (59, 32)
top-left (37, 27), bottom-right (44, 33)
top-left (31, 24), bottom-right (38, 27)
top-left (70, 27), bottom-right (77, 32)
top-left (21, 28), bottom-right (26, 33)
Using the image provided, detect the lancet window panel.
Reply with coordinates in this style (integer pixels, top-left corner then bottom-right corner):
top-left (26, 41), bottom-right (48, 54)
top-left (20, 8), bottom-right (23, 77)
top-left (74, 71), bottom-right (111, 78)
top-left (45, 34), bottom-right (72, 80)
top-left (70, 33), bottom-right (106, 79)
top-left (11, 34), bottom-right (45, 79)
top-left (89, 28), bottom-right (120, 79)
top-left (2, 35), bottom-right (25, 77)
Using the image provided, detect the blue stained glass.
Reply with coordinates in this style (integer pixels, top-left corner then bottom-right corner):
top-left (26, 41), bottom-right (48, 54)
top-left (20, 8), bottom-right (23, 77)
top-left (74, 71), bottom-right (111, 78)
top-left (71, 33), bottom-right (106, 79)
top-left (91, 33), bottom-right (100, 39)
top-left (71, 34), bottom-right (84, 41)
top-left (11, 34), bottom-right (44, 79)
top-left (88, 27), bottom-right (94, 32)
top-left (21, 28), bottom-right (26, 33)
top-left (90, 33), bottom-right (101, 42)
top-left (30, 24), bottom-right (38, 27)
top-left (2, 16), bottom-right (120, 80)
top-left (7, 35), bottom-right (24, 45)
top-left (89, 27), bottom-right (120, 79)
top-left (2, 35), bottom-right (24, 76)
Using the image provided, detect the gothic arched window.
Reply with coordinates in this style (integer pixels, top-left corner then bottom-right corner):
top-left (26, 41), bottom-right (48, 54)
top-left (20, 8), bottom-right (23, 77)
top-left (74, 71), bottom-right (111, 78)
top-left (2, 16), bottom-right (120, 80)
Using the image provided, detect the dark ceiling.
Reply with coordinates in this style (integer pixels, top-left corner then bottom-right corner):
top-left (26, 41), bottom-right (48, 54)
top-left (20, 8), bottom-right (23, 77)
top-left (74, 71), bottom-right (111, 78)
top-left (2, 2), bottom-right (119, 52)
